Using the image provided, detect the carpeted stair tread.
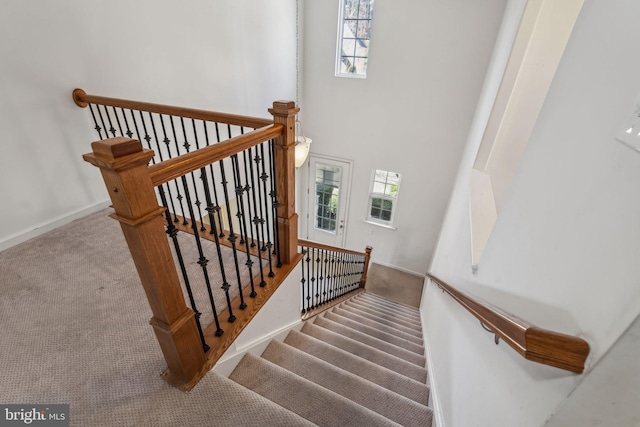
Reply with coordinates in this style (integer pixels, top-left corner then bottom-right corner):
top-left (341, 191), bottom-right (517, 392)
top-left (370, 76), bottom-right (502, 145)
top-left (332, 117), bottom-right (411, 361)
top-left (352, 296), bottom-right (422, 323)
top-left (344, 300), bottom-right (424, 331)
top-left (323, 311), bottom-right (425, 355)
top-left (338, 302), bottom-right (424, 339)
top-left (355, 295), bottom-right (422, 321)
top-left (300, 323), bottom-right (427, 382)
top-left (284, 330), bottom-right (430, 405)
top-left (362, 292), bottom-right (420, 315)
top-left (186, 372), bottom-right (318, 426)
top-left (314, 315), bottom-right (426, 366)
top-left (229, 353), bottom-right (402, 427)
top-left (261, 340), bottom-right (433, 426)
top-left (348, 297), bottom-right (423, 324)
top-left (332, 305), bottom-right (424, 344)
top-left (358, 292), bottom-right (422, 316)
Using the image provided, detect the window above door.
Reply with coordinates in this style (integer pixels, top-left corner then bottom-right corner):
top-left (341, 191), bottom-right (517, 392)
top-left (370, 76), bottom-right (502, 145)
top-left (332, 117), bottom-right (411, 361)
top-left (335, 0), bottom-right (374, 78)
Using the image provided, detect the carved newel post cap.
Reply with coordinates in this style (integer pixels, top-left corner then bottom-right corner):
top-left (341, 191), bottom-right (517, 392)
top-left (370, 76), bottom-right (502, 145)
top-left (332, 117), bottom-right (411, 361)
top-left (91, 138), bottom-right (143, 160)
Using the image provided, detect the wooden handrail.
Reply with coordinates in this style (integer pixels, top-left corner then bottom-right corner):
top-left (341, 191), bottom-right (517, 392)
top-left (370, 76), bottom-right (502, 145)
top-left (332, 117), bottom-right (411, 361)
top-left (298, 239), bottom-right (372, 289)
top-left (298, 238), bottom-right (369, 257)
top-left (72, 88), bottom-right (273, 129)
top-left (298, 239), bottom-right (373, 319)
top-left (427, 274), bottom-right (590, 373)
top-left (80, 94), bottom-right (301, 391)
top-left (148, 124), bottom-right (283, 186)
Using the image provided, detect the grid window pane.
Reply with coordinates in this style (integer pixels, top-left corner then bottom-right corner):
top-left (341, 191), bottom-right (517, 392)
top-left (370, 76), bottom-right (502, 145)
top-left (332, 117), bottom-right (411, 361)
top-left (370, 197), bottom-right (394, 221)
top-left (357, 21), bottom-right (371, 39)
top-left (342, 39), bottom-right (355, 57)
top-left (345, 0), bottom-right (359, 19)
top-left (355, 40), bottom-right (369, 58)
top-left (368, 169), bottom-right (400, 224)
top-left (337, 0), bottom-right (374, 77)
top-left (315, 165), bottom-right (342, 233)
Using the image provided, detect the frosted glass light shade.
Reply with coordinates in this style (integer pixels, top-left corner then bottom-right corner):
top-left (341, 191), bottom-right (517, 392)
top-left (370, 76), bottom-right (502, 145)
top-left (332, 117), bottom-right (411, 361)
top-left (295, 136), bottom-right (312, 168)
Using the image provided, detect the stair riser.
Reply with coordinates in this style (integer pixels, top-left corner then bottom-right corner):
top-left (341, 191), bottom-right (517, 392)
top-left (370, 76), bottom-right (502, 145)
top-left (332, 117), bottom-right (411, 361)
top-left (345, 300), bottom-right (423, 330)
top-left (333, 306), bottom-right (424, 345)
top-left (261, 341), bottom-right (433, 426)
top-left (301, 323), bottom-right (427, 382)
top-left (230, 354), bottom-right (402, 427)
top-left (351, 297), bottom-right (420, 324)
top-left (314, 316), bottom-right (426, 367)
top-left (323, 311), bottom-right (425, 356)
top-left (284, 330), bottom-right (430, 405)
top-left (357, 293), bottom-right (422, 315)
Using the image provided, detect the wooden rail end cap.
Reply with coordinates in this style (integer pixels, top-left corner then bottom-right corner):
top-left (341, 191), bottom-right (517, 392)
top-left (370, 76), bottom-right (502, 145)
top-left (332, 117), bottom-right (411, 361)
top-left (72, 88), bottom-right (88, 108)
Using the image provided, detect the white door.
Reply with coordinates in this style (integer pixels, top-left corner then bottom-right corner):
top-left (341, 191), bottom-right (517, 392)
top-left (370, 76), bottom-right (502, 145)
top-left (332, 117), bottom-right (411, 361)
top-left (306, 155), bottom-right (352, 247)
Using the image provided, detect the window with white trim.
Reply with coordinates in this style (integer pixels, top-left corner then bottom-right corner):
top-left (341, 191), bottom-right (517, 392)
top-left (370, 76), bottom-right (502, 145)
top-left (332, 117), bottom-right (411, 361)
top-left (367, 169), bottom-right (400, 225)
top-left (336, 0), bottom-right (374, 78)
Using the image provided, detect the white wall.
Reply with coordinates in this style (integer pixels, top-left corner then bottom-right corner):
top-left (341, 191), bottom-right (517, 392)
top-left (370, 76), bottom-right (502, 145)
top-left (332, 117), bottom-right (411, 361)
top-left (426, 0), bottom-right (640, 425)
top-left (0, 0), bottom-right (296, 250)
top-left (213, 263), bottom-right (303, 377)
top-left (299, 0), bottom-right (507, 274)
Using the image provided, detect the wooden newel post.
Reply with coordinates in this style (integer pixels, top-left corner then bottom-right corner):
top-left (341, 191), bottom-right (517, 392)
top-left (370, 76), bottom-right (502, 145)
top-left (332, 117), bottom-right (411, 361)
top-left (83, 137), bottom-right (206, 391)
top-left (269, 101), bottom-right (300, 265)
top-left (360, 246), bottom-right (373, 289)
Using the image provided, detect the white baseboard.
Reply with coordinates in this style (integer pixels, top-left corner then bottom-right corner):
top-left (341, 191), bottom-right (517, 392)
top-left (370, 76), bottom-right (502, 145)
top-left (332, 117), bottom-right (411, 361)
top-left (0, 200), bottom-right (111, 252)
top-left (422, 314), bottom-right (446, 427)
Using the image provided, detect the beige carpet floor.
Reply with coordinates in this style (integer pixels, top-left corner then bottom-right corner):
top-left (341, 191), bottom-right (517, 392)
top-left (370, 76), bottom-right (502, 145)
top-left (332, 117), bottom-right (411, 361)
top-left (0, 210), bottom-right (427, 426)
top-left (0, 209), bottom-right (305, 426)
top-left (365, 263), bottom-right (425, 308)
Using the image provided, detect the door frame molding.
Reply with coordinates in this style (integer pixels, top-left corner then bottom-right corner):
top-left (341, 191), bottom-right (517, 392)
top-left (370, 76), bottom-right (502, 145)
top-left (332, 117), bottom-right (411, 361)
top-left (304, 153), bottom-right (353, 248)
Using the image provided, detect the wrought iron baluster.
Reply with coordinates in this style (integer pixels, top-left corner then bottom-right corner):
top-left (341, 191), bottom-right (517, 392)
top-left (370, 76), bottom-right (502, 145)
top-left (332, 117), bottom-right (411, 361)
top-left (300, 247), bottom-right (307, 314)
top-left (268, 139), bottom-right (282, 267)
top-left (242, 150), bottom-right (257, 248)
top-left (148, 112), bottom-right (181, 223)
top-left (310, 247), bottom-right (317, 308)
top-left (180, 175), bottom-right (226, 335)
top-left (305, 248), bottom-right (312, 312)
top-left (158, 114), bottom-right (188, 225)
top-left (111, 106), bottom-right (124, 136)
top-left (202, 121), bottom-right (225, 237)
top-left (315, 250), bottom-right (322, 308)
top-left (120, 108), bottom-right (134, 138)
top-left (101, 105), bottom-right (117, 137)
top-left (219, 158), bottom-right (247, 310)
top-left (231, 154), bottom-right (257, 298)
top-left (258, 142), bottom-right (275, 277)
top-left (191, 118), bottom-right (209, 233)
top-left (88, 104), bottom-right (104, 139)
top-left (199, 158), bottom-right (236, 323)
top-left (338, 253), bottom-right (346, 296)
top-left (95, 105), bottom-right (110, 139)
top-left (176, 117), bottom-right (206, 232)
top-left (329, 253), bottom-right (336, 300)
top-left (323, 250), bottom-right (330, 305)
top-left (247, 146), bottom-right (266, 287)
top-left (158, 185), bottom-right (210, 349)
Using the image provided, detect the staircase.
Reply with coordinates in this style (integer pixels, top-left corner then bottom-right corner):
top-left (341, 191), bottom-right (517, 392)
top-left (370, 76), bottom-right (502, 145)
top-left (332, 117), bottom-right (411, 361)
top-left (228, 292), bottom-right (433, 427)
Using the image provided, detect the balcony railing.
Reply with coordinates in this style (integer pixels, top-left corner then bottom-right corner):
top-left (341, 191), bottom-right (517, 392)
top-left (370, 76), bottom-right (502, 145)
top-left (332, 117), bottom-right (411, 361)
top-left (76, 89), bottom-right (301, 390)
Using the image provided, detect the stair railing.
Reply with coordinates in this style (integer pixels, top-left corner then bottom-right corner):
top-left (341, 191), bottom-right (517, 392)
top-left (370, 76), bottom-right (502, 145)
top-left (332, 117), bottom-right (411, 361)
top-left (76, 89), bottom-right (302, 391)
top-left (298, 239), bottom-right (372, 320)
top-left (427, 273), bottom-right (590, 373)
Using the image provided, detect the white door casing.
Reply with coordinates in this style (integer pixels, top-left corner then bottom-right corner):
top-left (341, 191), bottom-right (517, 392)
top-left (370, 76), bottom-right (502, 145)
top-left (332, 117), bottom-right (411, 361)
top-left (306, 155), bottom-right (352, 247)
